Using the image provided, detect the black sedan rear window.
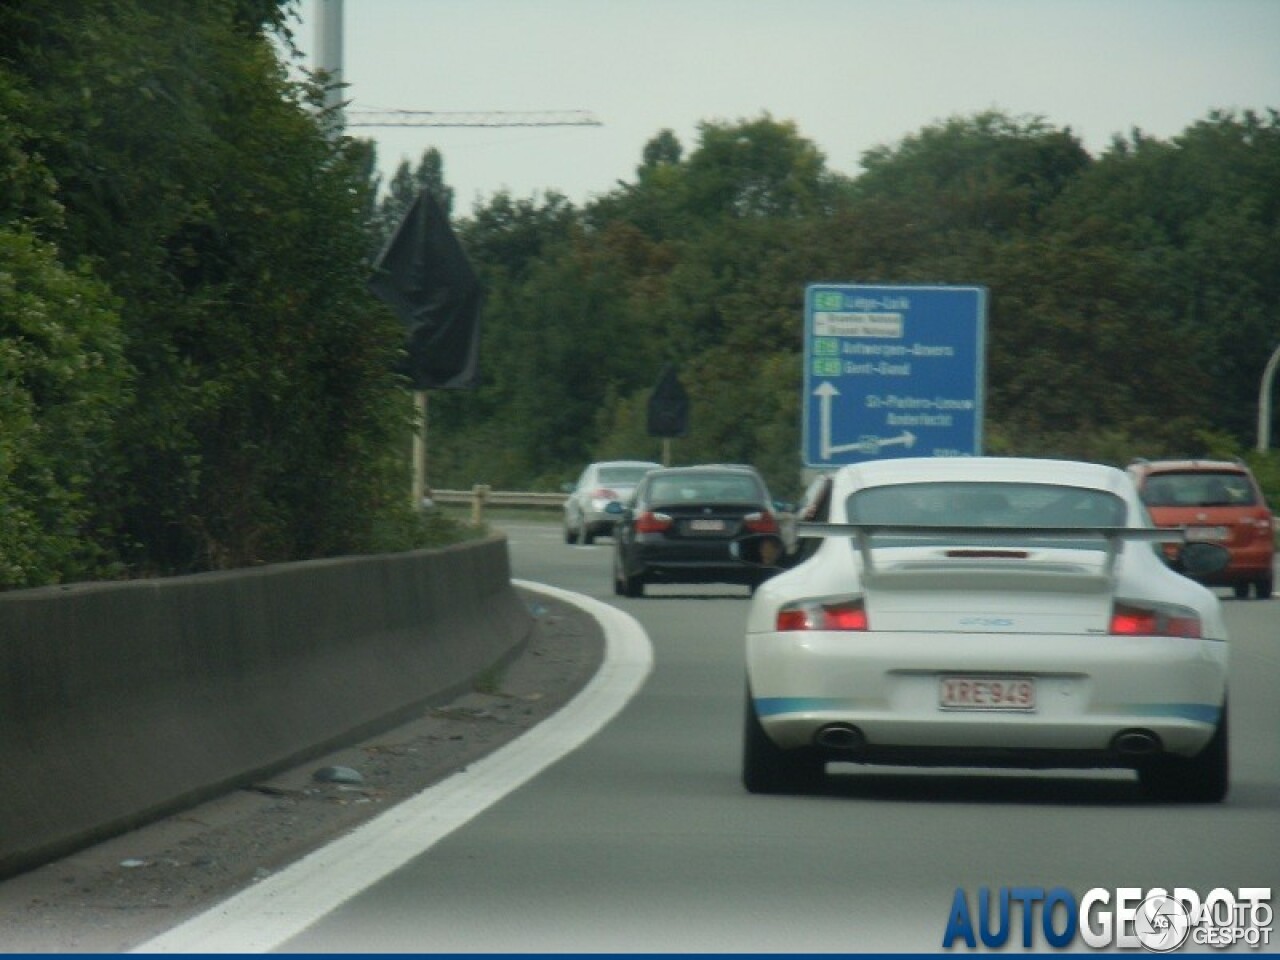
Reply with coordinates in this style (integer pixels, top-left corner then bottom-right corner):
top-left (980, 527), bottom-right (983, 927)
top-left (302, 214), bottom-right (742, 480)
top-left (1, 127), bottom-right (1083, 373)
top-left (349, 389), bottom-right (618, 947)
top-left (647, 474), bottom-right (763, 504)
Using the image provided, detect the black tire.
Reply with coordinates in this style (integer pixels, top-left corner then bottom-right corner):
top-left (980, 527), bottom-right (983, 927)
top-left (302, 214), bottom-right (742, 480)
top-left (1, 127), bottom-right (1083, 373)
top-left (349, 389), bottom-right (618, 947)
top-left (742, 684), bottom-right (824, 794)
top-left (1256, 575), bottom-right (1274, 599)
top-left (612, 550), bottom-right (625, 595)
top-left (1233, 582), bottom-right (1249, 599)
top-left (564, 524), bottom-right (579, 545)
top-left (582, 527), bottom-right (595, 546)
top-left (614, 550), bottom-right (644, 597)
top-left (623, 569), bottom-right (645, 597)
top-left (1138, 702), bottom-right (1229, 803)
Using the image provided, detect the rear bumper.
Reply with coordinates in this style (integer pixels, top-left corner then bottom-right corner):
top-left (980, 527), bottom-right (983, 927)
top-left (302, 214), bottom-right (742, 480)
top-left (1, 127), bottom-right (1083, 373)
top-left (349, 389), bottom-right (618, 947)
top-left (637, 560), bottom-right (759, 586)
top-left (630, 537), bottom-right (756, 585)
top-left (747, 630), bottom-right (1227, 759)
top-left (582, 514), bottom-right (618, 536)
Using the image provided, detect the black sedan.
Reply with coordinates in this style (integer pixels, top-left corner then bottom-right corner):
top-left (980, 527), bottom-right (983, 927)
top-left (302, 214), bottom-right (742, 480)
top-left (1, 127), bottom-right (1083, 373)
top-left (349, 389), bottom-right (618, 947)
top-left (609, 465), bottom-right (782, 597)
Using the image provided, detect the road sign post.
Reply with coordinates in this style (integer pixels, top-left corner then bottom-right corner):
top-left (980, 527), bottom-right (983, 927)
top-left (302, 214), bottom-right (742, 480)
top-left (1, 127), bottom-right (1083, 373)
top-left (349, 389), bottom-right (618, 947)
top-left (803, 284), bottom-right (987, 467)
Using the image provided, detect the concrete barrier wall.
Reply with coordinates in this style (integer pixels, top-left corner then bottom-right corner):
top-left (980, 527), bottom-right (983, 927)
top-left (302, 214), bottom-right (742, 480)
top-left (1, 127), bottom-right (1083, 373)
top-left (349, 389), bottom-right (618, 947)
top-left (0, 536), bottom-right (532, 879)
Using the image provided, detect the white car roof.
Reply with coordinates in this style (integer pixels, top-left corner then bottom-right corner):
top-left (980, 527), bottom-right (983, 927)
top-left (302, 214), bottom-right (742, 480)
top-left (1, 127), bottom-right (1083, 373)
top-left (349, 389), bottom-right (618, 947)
top-left (595, 460), bottom-right (662, 468)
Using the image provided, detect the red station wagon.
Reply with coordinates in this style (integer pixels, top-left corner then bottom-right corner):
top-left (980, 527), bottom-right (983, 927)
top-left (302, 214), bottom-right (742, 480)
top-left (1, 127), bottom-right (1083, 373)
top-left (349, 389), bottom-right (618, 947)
top-left (1127, 458), bottom-right (1275, 600)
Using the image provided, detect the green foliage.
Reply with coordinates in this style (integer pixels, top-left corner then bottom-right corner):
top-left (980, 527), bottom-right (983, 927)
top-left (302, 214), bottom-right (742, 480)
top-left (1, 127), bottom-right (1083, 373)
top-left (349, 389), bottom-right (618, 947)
top-left (2, 0), bottom-right (1275, 595)
top-left (0, 228), bottom-right (129, 587)
top-left (1, 0), bottom-right (442, 587)
top-left (428, 108), bottom-right (1279, 502)
top-left (855, 111), bottom-right (1092, 238)
top-left (1244, 450), bottom-right (1280, 511)
top-left (368, 147), bottom-right (455, 258)
top-left (682, 114), bottom-right (834, 220)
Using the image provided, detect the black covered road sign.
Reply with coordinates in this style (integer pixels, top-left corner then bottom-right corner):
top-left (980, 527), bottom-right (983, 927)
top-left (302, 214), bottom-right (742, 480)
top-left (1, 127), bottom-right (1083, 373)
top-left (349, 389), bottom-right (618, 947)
top-left (369, 190), bottom-right (482, 390)
top-left (647, 364), bottom-right (689, 438)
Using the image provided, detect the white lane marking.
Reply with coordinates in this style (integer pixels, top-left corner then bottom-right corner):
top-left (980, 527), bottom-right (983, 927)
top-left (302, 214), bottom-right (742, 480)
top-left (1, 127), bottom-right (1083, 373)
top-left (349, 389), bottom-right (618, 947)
top-left (133, 581), bottom-right (652, 954)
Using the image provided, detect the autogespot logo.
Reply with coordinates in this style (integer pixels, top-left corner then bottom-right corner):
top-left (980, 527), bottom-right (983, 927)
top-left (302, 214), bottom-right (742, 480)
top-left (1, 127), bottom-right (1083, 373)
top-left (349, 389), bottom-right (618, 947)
top-left (942, 886), bottom-right (1273, 951)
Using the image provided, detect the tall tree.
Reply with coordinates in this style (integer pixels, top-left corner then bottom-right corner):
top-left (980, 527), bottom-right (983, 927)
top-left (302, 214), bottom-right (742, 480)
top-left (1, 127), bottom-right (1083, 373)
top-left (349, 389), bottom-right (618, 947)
top-left (2, 0), bottom-right (419, 575)
top-left (683, 113), bottom-right (834, 220)
top-left (370, 147), bottom-right (456, 256)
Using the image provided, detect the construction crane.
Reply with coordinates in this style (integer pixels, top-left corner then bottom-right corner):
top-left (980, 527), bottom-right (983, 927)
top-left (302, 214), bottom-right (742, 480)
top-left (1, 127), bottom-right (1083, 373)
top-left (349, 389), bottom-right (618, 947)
top-left (345, 109), bottom-right (602, 129)
top-left (314, 4), bottom-right (600, 132)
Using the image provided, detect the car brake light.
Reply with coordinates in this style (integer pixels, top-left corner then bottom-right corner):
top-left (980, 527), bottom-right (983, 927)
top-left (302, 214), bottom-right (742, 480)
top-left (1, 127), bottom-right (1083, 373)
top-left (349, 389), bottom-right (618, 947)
top-left (776, 597), bottom-right (868, 631)
top-left (744, 510), bottom-right (779, 534)
top-left (635, 511), bottom-right (673, 533)
top-left (1109, 601), bottom-right (1202, 638)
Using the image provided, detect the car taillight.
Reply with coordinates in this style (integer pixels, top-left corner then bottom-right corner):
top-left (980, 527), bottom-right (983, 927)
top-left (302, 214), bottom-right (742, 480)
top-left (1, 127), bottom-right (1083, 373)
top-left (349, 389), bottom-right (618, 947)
top-left (1109, 601), bottom-right (1202, 638)
top-left (776, 596), bottom-right (868, 632)
top-left (635, 511), bottom-right (673, 533)
top-left (744, 510), bottom-right (779, 534)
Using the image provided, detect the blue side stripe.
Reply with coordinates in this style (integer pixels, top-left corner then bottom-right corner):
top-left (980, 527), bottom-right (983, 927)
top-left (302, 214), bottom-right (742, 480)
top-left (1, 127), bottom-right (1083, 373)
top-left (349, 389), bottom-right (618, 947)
top-left (755, 697), bottom-right (1221, 725)
top-left (1116, 703), bottom-right (1222, 725)
top-left (754, 697), bottom-right (847, 717)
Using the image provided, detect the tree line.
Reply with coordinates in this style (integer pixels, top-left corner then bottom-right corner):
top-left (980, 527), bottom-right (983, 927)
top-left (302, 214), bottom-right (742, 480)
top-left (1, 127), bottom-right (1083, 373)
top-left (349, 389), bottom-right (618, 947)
top-left (2, 1), bottom-right (1277, 589)
top-left (415, 110), bottom-right (1280, 503)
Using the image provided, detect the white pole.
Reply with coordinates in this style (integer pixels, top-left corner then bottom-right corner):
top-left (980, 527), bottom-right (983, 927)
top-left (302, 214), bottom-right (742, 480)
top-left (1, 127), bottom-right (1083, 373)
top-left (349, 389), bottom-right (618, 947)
top-left (314, 0), bottom-right (345, 128)
top-left (412, 391), bottom-right (427, 507)
top-left (1258, 343), bottom-right (1280, 452)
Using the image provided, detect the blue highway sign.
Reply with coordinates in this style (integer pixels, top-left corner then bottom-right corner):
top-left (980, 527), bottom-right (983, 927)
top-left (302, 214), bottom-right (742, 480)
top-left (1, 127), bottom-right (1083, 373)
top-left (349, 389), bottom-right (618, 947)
top-left (803, 284), bottom-right (987, 466)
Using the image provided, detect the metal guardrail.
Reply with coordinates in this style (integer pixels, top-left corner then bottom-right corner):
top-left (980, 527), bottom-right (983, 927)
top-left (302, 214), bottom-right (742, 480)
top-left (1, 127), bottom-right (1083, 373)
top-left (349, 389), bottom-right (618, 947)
top-left (430, 486), bottom-right (566, 524)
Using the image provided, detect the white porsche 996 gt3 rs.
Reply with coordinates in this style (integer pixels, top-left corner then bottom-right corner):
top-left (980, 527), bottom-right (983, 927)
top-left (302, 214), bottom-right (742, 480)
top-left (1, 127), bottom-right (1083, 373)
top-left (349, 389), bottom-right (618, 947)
top-left (737, 457), bottom-right (1231, 802)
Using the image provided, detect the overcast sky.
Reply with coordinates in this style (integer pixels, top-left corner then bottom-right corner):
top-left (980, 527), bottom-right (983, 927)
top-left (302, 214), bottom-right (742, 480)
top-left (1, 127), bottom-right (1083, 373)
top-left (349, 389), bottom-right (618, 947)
top-left (289, 0), bottom-right (1280, 212)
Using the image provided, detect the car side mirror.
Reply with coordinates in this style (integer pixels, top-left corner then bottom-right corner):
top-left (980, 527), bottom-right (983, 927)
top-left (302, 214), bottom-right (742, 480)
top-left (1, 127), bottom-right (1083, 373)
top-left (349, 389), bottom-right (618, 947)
top-left (731, 534), bottom-right (786, 568)
top-left (560, 482), bottom-right (576, 494)
top-left (1172, 541), bottom-right (1231, 577)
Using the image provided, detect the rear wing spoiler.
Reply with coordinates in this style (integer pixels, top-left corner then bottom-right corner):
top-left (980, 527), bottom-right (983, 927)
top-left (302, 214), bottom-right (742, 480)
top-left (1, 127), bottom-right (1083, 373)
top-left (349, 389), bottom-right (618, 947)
top-left (794, 523), bottom-right (1186, 581)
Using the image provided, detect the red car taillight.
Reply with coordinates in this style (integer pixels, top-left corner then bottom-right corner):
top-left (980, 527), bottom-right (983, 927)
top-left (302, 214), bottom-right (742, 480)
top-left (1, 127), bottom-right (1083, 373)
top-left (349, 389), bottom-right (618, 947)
top-left (744, 510), bottom-right (779, 534)
top-left (776, 596), bottom-right (869, 632)
top-left (1109, 601), bottom-right (1202, 638)
top-left (635, 510), bottom-right (673, 534)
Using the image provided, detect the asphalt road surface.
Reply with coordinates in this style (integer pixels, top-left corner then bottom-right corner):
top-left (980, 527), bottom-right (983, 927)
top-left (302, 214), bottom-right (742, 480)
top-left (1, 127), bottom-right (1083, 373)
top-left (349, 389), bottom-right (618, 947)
top-left (8, 517), bottom-right (1276, 953)
top-left (155, 518), bottom-right (1280, 953)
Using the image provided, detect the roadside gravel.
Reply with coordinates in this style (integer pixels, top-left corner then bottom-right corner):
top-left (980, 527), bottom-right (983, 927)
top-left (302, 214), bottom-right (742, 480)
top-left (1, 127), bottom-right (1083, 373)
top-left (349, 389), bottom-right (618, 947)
top-left (0, 586), bottom-right (603, 954)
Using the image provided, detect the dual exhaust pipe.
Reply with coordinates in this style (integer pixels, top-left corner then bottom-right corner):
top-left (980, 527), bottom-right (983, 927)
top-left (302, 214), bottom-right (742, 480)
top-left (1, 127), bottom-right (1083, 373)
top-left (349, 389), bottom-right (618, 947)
top-left (815, 724), bottom-right (1165, 757)
top-left (814, 723), bottom-right (867, 752)
top-left (1111, 729), bottom-right (1164, 756)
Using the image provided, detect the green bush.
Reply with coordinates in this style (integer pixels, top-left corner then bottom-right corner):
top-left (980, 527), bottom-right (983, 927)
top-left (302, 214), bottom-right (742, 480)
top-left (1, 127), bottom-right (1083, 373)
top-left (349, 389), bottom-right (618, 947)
top-left (0, 228), bottom-right (130, 588)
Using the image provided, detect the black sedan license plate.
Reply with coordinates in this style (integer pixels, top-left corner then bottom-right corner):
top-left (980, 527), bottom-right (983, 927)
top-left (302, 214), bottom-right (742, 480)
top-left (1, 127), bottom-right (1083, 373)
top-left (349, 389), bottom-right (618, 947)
top-left (687, 518), bottom-right (726, 533)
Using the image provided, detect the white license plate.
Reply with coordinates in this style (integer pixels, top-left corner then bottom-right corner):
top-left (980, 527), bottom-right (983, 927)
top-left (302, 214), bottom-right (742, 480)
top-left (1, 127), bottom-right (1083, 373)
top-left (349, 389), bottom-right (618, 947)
top-left (1185, 526), bottom-right (1229, 542)
top-left (688, 519), bottom-right (725, 532)
top-left (939, 676), bottom-right (1036, 711)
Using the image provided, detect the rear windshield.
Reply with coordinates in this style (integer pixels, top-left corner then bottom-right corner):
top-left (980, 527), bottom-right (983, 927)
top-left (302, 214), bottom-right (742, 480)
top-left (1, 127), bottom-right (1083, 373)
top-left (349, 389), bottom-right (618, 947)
top-left (1141, 471), bottom-right (1257, 507)
top-left (845, 482), bottom-right (1127, 549)
top-left (647, 473), bottom-right (763, 505)
top-left (597, 466), bottom-right (654, 486)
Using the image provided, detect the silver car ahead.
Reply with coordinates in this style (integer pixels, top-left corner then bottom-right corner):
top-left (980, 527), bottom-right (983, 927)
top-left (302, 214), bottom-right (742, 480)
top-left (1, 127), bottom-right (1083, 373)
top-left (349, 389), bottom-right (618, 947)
top-left (563, 460), bottom-right (661, 544)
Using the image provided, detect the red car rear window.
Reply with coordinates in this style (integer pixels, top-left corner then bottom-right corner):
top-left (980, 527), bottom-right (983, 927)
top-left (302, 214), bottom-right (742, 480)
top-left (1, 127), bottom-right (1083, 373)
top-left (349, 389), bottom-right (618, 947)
top-left (1141, 472), bottom-right (1257, 508)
